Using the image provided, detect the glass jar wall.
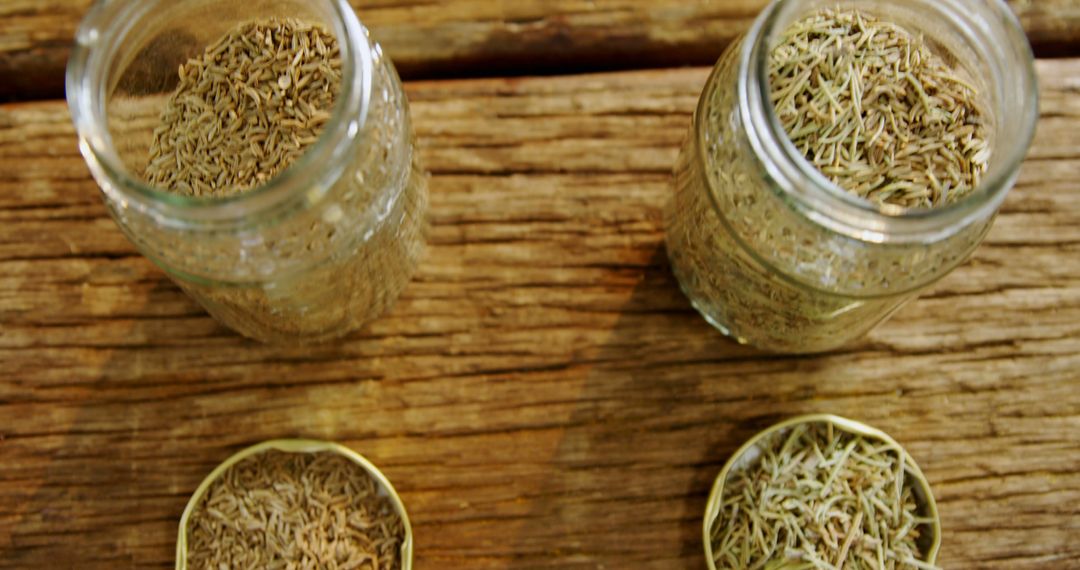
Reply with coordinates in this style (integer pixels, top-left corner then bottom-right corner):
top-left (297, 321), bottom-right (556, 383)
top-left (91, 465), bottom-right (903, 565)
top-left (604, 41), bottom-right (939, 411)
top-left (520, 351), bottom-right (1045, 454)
top-left (664, 0), bottom-right (1038, 353)
top-left (67, 0), bottom-right (427, 343)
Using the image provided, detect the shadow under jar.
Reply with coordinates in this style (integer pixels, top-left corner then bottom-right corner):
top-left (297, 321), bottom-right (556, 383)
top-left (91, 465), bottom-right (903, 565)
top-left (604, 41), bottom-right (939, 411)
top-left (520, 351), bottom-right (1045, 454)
top-left (664, 0), bottom-right (1038, 354)
top-left (67, 0), bottom-right (427, 343)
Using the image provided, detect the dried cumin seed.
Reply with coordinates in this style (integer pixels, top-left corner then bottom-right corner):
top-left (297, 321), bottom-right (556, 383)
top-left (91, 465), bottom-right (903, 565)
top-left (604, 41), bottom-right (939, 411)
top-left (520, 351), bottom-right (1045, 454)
top-left (186, 451), bottom-right (406, 570)
top-left (145, 18), bottom-right (341, 198)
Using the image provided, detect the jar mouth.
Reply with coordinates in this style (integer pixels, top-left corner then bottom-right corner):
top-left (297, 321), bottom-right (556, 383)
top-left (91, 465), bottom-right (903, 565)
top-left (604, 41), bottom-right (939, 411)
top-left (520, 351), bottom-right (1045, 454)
top-left (65, 0), bottom-right (373, 226)
top-left (728, 0), bottom-right (1039, 244)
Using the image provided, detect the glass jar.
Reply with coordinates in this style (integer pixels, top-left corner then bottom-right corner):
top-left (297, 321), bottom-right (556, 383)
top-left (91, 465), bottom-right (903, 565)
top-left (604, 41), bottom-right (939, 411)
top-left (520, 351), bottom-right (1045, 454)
top-left (664, 0), bottom-right (1038, 353)
top-left (66, 0), bottom-right (427, 343)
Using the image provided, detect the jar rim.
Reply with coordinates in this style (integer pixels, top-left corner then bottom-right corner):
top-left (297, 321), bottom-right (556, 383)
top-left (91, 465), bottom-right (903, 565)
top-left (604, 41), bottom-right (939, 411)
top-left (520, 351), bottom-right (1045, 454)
top-left (701, 0), bottom-right (1039, 244)
top-left (65, 0), bottom-right (374, 226)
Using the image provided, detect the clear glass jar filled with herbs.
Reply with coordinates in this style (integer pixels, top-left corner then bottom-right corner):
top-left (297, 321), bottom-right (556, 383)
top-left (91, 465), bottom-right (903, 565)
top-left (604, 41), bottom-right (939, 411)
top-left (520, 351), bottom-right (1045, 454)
top-left (665, 0), bottom-right (1038, 353)
top-left (67, 0), bottom-right (427, 343)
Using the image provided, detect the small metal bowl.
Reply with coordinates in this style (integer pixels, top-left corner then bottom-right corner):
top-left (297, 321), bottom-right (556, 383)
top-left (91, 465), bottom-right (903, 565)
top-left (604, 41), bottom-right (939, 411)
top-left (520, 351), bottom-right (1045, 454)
top-left (703, 414), bottom-right (941, 569)
top-left (176, 439), bottom-right (413, 570)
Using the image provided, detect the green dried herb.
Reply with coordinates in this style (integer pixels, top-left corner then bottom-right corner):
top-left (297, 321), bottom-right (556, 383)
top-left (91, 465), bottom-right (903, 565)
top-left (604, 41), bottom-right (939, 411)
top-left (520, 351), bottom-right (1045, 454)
top-left (770, 9), bottom-right (990, 208)
top-left (711, 423), bottom-right (939, 570)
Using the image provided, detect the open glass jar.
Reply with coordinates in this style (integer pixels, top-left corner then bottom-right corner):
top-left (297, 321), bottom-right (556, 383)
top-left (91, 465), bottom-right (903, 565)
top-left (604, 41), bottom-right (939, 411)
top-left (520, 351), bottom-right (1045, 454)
top-left (67, 0), bottom-right (427, 343)
top-left (664, 0), bottom-right (1038, 353)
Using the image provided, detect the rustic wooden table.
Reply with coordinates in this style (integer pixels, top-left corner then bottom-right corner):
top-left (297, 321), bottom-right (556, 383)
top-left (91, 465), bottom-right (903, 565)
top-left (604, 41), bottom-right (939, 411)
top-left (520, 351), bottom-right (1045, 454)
top-left (2, 1), bottom-right (1079, 569)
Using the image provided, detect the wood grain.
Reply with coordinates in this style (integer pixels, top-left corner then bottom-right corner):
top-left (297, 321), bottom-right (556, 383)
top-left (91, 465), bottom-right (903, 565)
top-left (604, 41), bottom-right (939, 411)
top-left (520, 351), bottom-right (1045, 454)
top-left (2, 0), bottom-right (1080, 100)
top-left (1, 60), bottom-right (1079, 568)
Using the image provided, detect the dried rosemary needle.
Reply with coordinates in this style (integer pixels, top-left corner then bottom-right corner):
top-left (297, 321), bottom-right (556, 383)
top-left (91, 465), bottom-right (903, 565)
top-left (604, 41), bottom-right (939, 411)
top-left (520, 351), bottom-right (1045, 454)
top-left (711, 423), bottom-right (939, 570)
top-left (186, 451), bottom-right (405, 570)
top-left (146, 18), bottom-right (341, 197)
top-left (770, 9), bottom-right (990, 208)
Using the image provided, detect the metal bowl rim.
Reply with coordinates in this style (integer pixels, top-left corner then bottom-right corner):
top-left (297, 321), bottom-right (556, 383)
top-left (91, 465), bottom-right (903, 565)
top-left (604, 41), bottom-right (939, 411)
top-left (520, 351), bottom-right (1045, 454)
top-left (175, 438), bottom-right (414, 570)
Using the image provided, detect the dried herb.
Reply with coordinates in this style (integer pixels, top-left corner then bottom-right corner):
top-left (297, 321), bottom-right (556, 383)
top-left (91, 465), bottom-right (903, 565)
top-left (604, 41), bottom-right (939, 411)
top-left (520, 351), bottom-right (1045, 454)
top-left (146, 18), bottom-right (341, 196)
top-left (664, 8), bottom-right (997, 353)
top-left (771, 9), bottom-right (989, 208)
top-left (187, 451), bottom-right (405, 570)
top-left (711, 423), bottom-right (939, 570)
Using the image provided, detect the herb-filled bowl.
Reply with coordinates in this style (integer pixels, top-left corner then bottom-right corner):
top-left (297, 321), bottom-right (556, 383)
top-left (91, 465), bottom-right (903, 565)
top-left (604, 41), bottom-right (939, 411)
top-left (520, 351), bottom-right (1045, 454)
top-left (176, 439), bottom-right (413, 570)
top-left (704, 414), bottom-right (941, 570)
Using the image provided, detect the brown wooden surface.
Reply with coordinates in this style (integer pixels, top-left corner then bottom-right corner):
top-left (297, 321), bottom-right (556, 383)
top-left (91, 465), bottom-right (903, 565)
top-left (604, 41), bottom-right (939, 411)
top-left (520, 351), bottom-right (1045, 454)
top-left (2, 0), bottom-right (1080, 100)
top-left (0, 59), bottom-right (1078, 568)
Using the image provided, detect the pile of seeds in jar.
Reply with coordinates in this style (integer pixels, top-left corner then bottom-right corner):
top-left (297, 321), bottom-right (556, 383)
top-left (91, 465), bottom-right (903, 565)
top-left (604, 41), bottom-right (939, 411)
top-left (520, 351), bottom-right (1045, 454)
top-left (186, 450), bottom-right (406, 569)
top-left (770, 9), bottom-right (990, 208)
top-left (140, 17), bottom-right (428, 343)
top-left (146, 18), bottom-right (341, 196)
top-left (710, 423), bottom-right (938, 570)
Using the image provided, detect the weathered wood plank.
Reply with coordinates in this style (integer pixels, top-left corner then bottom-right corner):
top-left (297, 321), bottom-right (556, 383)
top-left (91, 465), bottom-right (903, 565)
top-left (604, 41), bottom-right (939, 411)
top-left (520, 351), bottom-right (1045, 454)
top-left (1, 0), bottom-right (1079, 100)
top-left (0, 60), bottom-right (1079, 568)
